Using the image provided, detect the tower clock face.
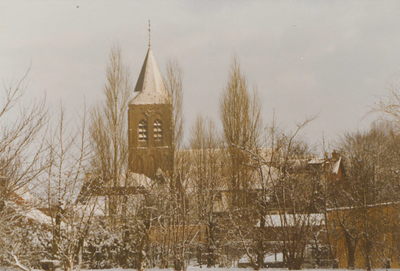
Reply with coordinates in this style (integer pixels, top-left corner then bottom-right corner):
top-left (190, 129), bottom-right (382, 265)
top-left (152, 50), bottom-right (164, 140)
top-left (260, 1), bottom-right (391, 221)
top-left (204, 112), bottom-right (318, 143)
top-left (144, 108), bottom-right (155, 117)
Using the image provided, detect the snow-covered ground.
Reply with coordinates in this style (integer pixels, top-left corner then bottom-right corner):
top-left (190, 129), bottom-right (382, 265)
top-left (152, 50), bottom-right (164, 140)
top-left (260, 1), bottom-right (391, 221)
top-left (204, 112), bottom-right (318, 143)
top-left (78, 268), bottom-right (400, 271)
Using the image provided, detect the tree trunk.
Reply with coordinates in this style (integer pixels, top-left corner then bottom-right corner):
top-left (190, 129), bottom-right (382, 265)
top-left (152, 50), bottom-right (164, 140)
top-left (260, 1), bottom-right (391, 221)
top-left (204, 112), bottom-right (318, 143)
top-left (52, 207), bottom-right (62, 260)
top-left (292, 258), bottom-right (304, 270)
top-left (345, 235), bottom-right (356, 270)
top-left (255, 251), bottom-right (263, 270)
top-left (255, 214), bottom-right (266, 270)
top-left (138, 236), bottom-right (147, 271)
top-left (365, 237), bottom-right (373, 271)
top-left (206, 224), bottom-right (215, 268)
top-left (174, 258), bottom-right (184, 271)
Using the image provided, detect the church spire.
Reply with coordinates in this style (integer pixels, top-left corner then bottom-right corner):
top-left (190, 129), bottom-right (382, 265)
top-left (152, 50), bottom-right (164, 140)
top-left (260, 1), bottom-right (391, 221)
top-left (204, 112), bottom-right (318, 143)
top-left (131, 39), bottom-right (169, 105)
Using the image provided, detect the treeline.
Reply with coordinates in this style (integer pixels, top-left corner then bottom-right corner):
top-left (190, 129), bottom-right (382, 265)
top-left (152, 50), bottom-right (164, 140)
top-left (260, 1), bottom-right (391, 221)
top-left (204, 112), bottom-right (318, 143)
top-left (1, 45), bottom-right (400, 271)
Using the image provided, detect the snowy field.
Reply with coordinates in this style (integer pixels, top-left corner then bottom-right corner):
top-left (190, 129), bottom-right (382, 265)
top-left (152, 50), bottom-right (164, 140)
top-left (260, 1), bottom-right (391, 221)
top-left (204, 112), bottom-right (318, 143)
top-left (78, 268), bottom-right (400, 271)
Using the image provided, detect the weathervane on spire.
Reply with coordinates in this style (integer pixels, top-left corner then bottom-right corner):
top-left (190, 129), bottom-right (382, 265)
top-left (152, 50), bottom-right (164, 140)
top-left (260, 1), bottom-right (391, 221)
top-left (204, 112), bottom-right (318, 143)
top-left (148, 20), bottom-right (151, 48)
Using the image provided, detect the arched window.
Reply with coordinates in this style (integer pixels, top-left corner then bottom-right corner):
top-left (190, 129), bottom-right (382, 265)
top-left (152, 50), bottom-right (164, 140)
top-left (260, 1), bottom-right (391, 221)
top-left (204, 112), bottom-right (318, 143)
top-left (154, 119), bottom-right (162, 141)
top-left (138, 119), bottom-right (148, 141)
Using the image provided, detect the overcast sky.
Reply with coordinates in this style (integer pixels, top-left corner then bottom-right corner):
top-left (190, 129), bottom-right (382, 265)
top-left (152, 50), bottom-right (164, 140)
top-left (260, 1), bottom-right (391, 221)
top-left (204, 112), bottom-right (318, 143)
top-left (1, 1), bottom-right (400, 151)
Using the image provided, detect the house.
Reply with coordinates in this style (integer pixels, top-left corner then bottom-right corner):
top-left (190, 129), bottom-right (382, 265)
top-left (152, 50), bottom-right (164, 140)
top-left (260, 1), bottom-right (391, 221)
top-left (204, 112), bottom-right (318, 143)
top-left (327, 202), bottom-right (400, 269)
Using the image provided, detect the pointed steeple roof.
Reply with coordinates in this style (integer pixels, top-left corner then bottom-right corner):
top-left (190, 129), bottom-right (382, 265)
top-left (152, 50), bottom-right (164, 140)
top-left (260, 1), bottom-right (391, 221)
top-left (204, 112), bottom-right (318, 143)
top-left (131, 48), bottom-right (170, 105)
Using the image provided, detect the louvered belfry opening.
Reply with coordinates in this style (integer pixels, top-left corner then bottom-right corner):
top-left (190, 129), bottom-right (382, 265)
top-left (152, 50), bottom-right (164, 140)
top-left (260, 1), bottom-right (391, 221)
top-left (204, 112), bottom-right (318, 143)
top-left (154, 119), bottom-right (162, 142)
top-left (138, 119), bottom-right (148, 142)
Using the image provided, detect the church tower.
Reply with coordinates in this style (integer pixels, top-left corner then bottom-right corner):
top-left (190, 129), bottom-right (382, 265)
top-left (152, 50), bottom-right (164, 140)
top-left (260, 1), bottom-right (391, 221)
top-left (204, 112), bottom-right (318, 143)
top-left (128, 46), bottom-right (172, 178)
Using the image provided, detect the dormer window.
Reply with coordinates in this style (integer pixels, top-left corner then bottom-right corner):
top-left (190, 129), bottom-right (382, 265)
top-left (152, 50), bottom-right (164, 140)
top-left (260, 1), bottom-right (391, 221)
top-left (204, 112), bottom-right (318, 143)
top-left (154, 119), bottom-right (162, 141)
top-left (138, 120), bottom-right (148, 141)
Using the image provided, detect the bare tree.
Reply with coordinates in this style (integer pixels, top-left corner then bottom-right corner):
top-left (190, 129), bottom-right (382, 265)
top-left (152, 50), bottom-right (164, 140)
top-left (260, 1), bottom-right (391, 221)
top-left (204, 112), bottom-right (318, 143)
top-left (89, 43), bottom-right (132, 222)
top-left (372, 86), bottom-right (400, 126)
top-left (0, 69), bottom-right (48, 270)
top-left (0, 69), bottom-right (48, 211)
top-left (269, 117), bottom-right (323, 270)
top-left (227, 114), bottom-right (320, 270)
top-left (189, 114), bottom-right (224, 267)
top-left (41, 103), bottom-right (98, 271)
top-left (219, 56), bottom-right (263, 207)
top-left (148, 151), bottom-right (197, 271)
top-left (165, 58), bottom-right (184, 151)
top-left (163, 59), bottom-right (194, 271)
top-left (218, 57), bottom-right (265, 268)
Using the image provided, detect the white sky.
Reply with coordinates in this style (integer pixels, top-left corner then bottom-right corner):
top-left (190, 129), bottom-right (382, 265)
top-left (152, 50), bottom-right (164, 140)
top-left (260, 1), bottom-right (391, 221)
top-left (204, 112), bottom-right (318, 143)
top-left (1, 1), bottom-right (400, 151)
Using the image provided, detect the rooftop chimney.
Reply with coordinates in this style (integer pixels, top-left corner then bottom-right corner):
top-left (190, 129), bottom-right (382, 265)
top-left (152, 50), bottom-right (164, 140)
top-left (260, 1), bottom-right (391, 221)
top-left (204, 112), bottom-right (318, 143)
top-left (331, 150), bottom-right (339, 161)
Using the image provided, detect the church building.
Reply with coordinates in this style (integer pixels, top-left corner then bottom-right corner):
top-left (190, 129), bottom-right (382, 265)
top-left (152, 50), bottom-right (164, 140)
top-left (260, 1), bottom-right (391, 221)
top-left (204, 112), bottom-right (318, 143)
top-left (128, 45), bottom-right (173, 178)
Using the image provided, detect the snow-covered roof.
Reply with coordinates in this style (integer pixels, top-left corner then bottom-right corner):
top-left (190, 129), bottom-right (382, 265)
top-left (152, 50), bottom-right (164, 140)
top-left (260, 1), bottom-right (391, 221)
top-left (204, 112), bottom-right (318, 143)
top-left (239, 252), bottom-right (283, 263)
top-left (307, 158), bottom-right (326, 165)
top-left (95, 171), bottom-right (154, 189)
top-left (261, 213), bottom-right (325, 227)
top-left (248, 165), bottom-right (280, 190)
top-left (131, 48), bottom-right (170, 105)
top-left (129, 172), bottom-right (154, 187)
top-left (74, 198), bottom-right (106, 218)
top-left (13, 187), bottom-right (43, 207)
top-left (6, 201), bottom-right (52, 226)
top-left (327, 201), bottom-right (400, 212)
